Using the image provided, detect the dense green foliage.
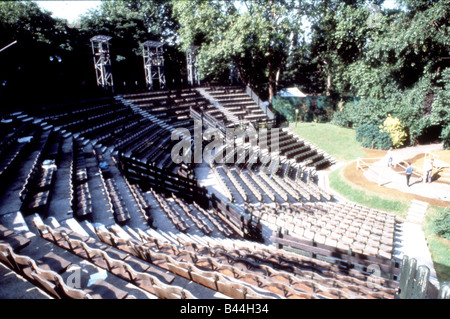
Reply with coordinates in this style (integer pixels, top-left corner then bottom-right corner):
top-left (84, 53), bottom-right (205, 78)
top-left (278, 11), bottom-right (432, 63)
top-left (272, 95), bottom-right (331, 123)
top-left (355, 124), bottom-right (392, 150)
top-left (432, 208), bottom-right (450, 240)
top-left (322, 0), bottom-right (450, 148)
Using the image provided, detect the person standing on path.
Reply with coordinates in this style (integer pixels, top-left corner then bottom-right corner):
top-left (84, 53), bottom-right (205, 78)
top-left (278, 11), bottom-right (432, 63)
top-left (405, 162), bottom-right (413, 187)
top-left (423, 158), bottom-right (434, 183)
top-left (387, 147), bottom-right (394, 168)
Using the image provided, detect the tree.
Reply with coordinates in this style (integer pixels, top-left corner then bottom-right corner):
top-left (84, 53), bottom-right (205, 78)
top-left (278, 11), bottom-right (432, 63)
top-left (78, 0), bottom-right (182, 91)
top-left (0, 1), bottom-right (73, 108)
top-left (324, 0), bottom-right (450, 146)
top-left (172, 0), bottom-right (307, 103)
top-left (307, 0), bottom-right (375, 97)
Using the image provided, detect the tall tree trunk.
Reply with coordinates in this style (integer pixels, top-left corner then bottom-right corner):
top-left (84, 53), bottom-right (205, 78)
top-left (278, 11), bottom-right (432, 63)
top-left (268, 58), bottom-right (276, 104)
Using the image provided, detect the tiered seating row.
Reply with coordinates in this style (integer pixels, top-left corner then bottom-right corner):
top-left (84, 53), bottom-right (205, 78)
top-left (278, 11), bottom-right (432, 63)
top-left (192, 202), bottom-right (236, 238)
top-left (19, 131), bottom-right (61, 217)
top-left (258, 171), bottom-right (289, 202)
top-left (0, 243), bottom-right (94, 299)
top-left (192, 235), bottom-right (398, 297)
top-left (123, 177), bottom-right (154, 228)
top-left (0, 122), bottom-right (41, 186)
top-left (250, 202), bottom-right (395, 259)
top-left (210, 166), bottom-right (234, 202)
top-left (234, 167), bottom-right (263, 202)
top-left (70, 138), bottom-right (92, 219)
top-left (206, 87), bottom-right (269, 124)
top-left (171, 194), bottom-right (213, 236)
top-left (95, 151), bottom-right (131, 224)
top-left (106, 225), bottom-right (397, 299)
top-left (246, 169), bottom-right (277, 202)
top-left (103, 227), bottom-right (313, 299)
top-left (221, 165), bottom-right (248, 202)
top-left (151, 189), bottom-right (190, 233)
top-left (32, 223), bottom-right (195, 299)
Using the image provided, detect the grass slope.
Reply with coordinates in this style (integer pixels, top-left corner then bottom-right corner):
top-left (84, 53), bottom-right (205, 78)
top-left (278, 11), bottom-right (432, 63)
top-left (289, 122), bottom-right (366, 162)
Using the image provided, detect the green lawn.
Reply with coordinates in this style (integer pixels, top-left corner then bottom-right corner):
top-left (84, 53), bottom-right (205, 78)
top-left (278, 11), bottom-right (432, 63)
top-left (289, 122), bottom-right (367, 162)
top-left (423, 206), bottom-right (450, 283)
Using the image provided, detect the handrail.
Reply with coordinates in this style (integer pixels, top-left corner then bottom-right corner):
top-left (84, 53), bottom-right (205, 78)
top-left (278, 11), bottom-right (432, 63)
top-left (356, 157), bottom-right (390, 186)
top-left (245, 86), bottom-right (275, 120)
top-left (395, 160), bottom-right (424, 178)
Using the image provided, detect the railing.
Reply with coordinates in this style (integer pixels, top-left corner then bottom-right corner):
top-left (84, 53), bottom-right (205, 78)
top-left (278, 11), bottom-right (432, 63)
top-left (356, 157), bottom-right (391, 186)
top-left (395, 160), bottom-right (425, 179)
top-left (245, 86), bottom-right (275, 120)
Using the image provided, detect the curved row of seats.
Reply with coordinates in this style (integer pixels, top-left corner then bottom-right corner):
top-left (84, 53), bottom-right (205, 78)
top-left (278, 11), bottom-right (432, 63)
top-left (96, 223), bottom-right (397, 299)
top-left (171, 194), bottom-right (213, 236)
top-left (31, 223), bottom-right (196, 299)
top-left (191, 201), bottom-right (236, 238)
top-left (0, 242), bottom-right (94, 299)
top-left (123, 177), bottom-right (154, 227)
top-left (151, 189), bottom-right (190, 233)
top-left (249, 202), bottom-right (395, 259)
top-left (210, 166), bottom-right (234, 202)
top-left (95, 151), bottom-right (131, 224)
top-left (221, 165), bottom-right (249, 202)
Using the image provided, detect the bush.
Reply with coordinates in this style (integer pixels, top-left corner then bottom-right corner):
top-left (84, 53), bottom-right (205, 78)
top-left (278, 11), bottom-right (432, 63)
top-left (440, 124), bottom-right (450, 150)
top-left (432, 208), bottom-right (450, 240)
top-left (330, 110), bottom-right (351, 127)
top-left (356, 124), bottom-right (392, 150)
top-left (381, 114), bottom-right (408, 148)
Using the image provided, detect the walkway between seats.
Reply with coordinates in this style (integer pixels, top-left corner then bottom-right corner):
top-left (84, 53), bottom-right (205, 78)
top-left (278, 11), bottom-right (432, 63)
top-left (393, 200), bottom-right (440, 288)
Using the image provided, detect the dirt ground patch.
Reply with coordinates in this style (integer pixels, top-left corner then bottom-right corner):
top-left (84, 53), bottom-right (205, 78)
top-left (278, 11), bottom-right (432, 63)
top-left (341, 148), bottom-right (449, 208)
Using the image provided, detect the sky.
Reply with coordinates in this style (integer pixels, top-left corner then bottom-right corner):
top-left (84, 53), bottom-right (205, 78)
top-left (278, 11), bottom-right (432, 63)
top-left (35, 0), bottom-right (398, 23)
top-left (36, 1), bottom-right (102, 22)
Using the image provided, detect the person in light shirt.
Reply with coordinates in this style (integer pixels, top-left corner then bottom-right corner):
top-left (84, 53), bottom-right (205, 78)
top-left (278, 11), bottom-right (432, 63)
top-left (423, 158), bottom-right (434, 183)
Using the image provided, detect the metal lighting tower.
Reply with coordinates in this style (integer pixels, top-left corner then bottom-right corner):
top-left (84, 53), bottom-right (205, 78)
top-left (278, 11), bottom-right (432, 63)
top-left (90, 35), bottom-right (114, 91)
top-left (142, 40), bottom-right (166, 90)
top-left (186, 46), bottom-right (200, 86)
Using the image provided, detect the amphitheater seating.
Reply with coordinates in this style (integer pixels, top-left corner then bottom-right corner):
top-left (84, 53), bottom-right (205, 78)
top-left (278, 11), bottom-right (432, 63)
top-left (99, 223), bottom-right (397, 299)
top-left (70, 139), bottom-right (93, 219)
top-left (123, 176), bottom-right (154, 227)
top-left (0, 88), bottom-right (409, 299)
top-left (205, 87), bottom-right (269, 125)
top-left (249, 201), bottom-right (396, 260)
top-left (32, 221), bottom-right (204, 299)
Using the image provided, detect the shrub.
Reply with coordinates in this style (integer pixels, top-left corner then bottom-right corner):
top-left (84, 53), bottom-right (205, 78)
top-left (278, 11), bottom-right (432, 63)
top-left (432, 208), bottom-right (450, 240)
top-left (356, 124), bottom-right (392, 150)
top-left (440, 124), bottom-right (450, 150)
top-left (381, 114), bottom-right (408, 148)
top-left (330, 110), bottom-right (351, 127)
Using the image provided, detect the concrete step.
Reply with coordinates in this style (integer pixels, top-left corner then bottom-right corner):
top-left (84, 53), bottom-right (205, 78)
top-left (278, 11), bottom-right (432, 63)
top-left (405, 200), bottom-right (428, 224)
top-left (60, 218), bottom-right (90, 238)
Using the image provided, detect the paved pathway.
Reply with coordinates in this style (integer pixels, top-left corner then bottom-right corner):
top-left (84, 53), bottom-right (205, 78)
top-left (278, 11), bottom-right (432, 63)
top-left (393, 200), bottom-right (440, 288)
